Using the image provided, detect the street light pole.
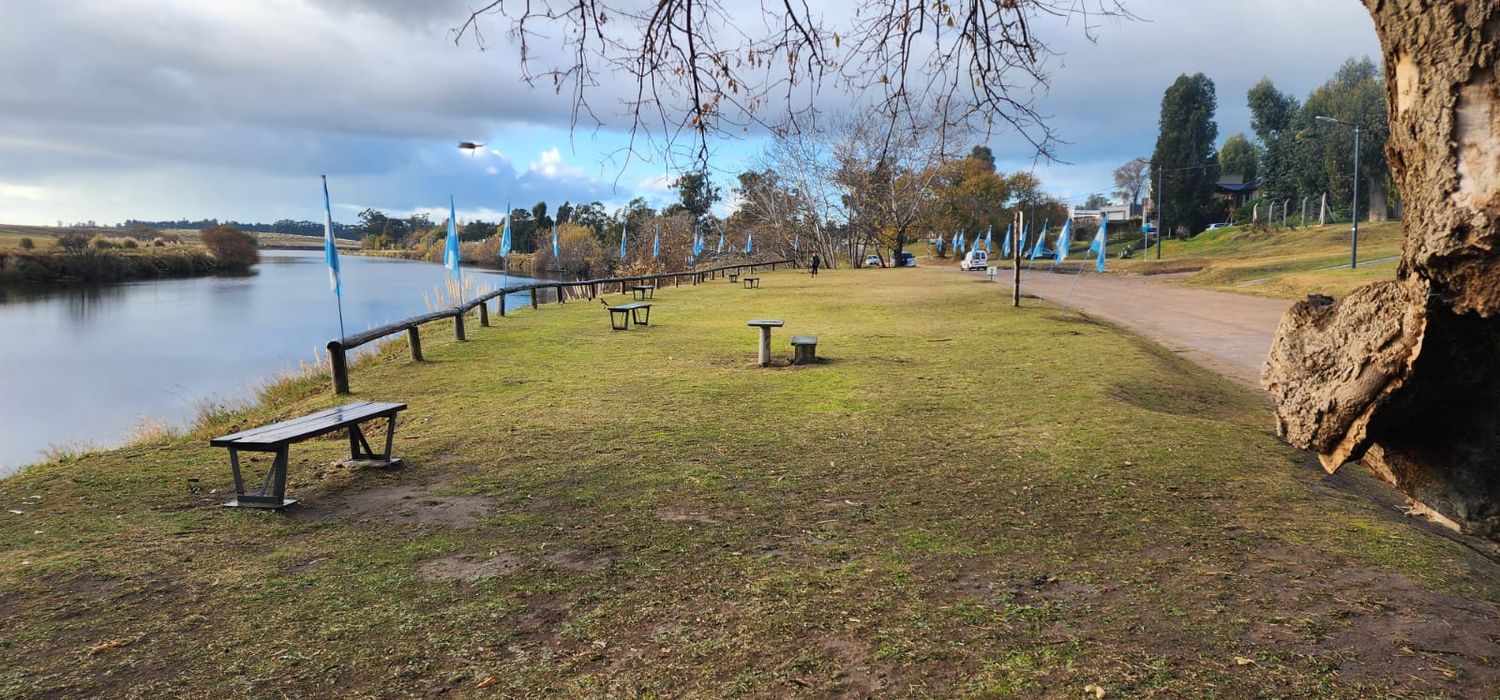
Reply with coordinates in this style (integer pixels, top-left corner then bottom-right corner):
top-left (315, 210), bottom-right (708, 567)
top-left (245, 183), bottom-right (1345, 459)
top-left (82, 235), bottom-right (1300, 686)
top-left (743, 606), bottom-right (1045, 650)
top-left (1315, 115), bottom-right (1362, 268)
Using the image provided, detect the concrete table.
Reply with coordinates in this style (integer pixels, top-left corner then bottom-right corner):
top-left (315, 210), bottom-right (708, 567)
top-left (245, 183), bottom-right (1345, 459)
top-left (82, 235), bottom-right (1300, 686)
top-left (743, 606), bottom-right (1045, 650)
top-left (747, 319), bottom-right (784, 366)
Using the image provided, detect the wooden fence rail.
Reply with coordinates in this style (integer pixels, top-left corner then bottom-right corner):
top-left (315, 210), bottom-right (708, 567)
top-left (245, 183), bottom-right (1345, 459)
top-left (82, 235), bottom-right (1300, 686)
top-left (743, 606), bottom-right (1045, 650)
top-left (326, 259), bottom-right (794, 393)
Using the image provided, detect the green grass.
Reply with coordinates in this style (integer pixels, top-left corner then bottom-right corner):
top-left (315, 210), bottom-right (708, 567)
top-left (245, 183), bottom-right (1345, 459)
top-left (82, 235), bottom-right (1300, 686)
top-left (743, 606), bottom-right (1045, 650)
top-left (1112, 221), bottom-right (1404, 299)
top-left (1, 267), bottom-right (1495, 696)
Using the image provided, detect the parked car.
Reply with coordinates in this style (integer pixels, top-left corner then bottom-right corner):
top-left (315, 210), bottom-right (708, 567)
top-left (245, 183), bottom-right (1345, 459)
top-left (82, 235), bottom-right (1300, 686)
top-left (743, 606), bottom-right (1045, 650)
top-left (960, 249), bottom-right (988, 271)
top-left (1204, 222), bottom-right (1232, 231)
top-left (897, 252), bottom-right (916, 267)
top-left (863, 254), bottom-right (885, 268)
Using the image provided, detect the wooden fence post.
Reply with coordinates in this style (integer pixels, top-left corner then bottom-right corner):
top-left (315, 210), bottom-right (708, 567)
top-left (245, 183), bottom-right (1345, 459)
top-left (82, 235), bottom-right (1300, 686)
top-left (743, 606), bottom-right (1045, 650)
top-left (454, 310), bottom-right (466, 341)
top-left (406, 327), bottom-right (423, 361)
top-left (499, 292), bottom-right (507, 317)
top-left (530, 287), bottom-right (538, 309)
top-left (327, 340), bottom-right (350, 394)
top-left (478, 300), bottom-right (489, 327)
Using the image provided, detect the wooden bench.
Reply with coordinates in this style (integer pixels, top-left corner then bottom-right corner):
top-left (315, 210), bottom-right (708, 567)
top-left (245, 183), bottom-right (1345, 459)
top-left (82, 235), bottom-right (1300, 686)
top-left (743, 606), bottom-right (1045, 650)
top-left (791, 335), bottom-right (819, 364)
top-left (728, 272), bottom-right (740, 283)
top-left (742, 276), bottom-right (761, 289)
top-left (608, 302), bottom-right (652, 330)
top-left (211, 401), bottom-right (407, 509)
top-left (630, 284), bottom-right (655, 300)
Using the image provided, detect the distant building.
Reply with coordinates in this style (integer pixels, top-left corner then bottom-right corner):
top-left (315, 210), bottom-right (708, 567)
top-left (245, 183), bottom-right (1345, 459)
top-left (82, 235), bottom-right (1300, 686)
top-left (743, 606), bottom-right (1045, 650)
top-left (1068, 203), bottom-right (1135, 222)
top-left (1215, 175), bottom-right (1259, 209)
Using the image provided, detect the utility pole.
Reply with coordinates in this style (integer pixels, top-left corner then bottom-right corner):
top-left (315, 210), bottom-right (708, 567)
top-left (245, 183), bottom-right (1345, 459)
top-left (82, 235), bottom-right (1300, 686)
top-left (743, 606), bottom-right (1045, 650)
top-left (1315, 116), bottom-right (1362, 268)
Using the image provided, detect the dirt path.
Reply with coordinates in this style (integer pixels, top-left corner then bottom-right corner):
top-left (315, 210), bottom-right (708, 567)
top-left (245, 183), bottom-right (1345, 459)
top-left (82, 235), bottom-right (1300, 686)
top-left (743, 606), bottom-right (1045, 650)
top-left (1004, 267), bottom-right (1293, 389)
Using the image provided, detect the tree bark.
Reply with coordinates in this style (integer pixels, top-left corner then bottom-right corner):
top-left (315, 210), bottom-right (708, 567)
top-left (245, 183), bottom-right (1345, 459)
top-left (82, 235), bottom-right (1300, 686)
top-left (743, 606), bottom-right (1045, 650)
top-left (1265, 2), bottom-right (1500, 538)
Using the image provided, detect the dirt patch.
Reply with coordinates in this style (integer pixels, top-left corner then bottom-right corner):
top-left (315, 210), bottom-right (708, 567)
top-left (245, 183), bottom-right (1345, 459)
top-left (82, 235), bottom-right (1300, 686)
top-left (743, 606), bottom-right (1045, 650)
top-left (418, 552), bottom-right (524, 582)
top-left (289, 481), bottom-right (492, 527)
top-left (542, 548), bottom-right (613, 573)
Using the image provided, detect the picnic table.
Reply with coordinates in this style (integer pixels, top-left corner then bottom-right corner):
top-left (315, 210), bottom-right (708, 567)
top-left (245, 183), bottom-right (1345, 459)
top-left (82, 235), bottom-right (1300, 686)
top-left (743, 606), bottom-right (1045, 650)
top-left (211, 401), bottom-right (407, 508)
top-left (742, 277), bottom-right (761, 289)
top-left (630, 284), bottom-right (656, 300)
top-left (747, 319), bottom-right (784, 366)
top-left (608, 302), bottom-right (652, 330)
top-left (729, 271), bottom-right (741, 283)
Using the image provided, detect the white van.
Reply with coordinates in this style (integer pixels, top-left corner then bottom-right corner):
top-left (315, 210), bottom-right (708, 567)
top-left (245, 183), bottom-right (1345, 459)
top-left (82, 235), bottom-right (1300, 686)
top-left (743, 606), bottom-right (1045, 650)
top-left (960, 249), bottom-right (988, 271)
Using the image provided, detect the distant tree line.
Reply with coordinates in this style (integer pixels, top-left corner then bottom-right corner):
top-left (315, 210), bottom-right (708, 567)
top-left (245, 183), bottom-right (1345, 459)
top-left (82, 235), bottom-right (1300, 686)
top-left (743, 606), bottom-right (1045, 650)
top-left (118, 218), bottom-right (360, 239)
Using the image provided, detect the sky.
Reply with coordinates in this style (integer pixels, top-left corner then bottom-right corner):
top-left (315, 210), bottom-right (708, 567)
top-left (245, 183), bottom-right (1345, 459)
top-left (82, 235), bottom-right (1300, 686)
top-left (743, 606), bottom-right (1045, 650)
top-left (0, 0), bottom-right (1381, 227)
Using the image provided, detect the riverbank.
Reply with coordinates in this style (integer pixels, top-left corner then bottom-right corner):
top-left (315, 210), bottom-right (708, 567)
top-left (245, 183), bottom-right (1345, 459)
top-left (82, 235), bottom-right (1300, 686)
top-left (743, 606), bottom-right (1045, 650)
top-left (4, 267), bottom-right (1499, 696)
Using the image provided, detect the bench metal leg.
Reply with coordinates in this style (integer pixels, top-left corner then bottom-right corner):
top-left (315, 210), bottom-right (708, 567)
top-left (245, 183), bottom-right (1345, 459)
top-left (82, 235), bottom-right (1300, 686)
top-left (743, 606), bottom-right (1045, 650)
top-left (610, 311), bottom-right (628, 330)
top-left (633, 307), bottom-right (650, 326)
top-left (224, 446), bottom-right (295, 509)
top-left (342, 419), bottom-right (404, 469)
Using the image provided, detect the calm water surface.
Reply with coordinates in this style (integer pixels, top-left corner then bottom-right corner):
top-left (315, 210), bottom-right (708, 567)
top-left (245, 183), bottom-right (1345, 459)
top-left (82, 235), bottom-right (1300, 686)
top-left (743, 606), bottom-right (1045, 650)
top-left (0, 250), bottom-right (550, 475)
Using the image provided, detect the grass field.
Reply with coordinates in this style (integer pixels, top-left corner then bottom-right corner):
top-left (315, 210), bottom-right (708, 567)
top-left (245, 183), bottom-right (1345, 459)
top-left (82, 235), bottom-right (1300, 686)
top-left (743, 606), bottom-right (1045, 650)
top-left (1113, 221), bottom-right (1404, 300)
top-left (3, 267), bottom-right (1498, 697)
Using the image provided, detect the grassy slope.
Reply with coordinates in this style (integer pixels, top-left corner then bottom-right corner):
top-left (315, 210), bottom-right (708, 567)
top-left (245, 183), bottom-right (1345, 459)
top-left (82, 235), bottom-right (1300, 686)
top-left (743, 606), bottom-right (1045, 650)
top-left (2, 268), bottom-right (1497, 697)
top-left (1111, 221), bottom-right (1404, 299)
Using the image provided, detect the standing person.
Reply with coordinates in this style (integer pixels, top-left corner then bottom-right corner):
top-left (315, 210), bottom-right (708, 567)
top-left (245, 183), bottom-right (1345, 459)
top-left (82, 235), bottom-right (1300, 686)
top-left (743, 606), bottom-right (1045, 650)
top-left (810, 252), bottom-right (821, 277)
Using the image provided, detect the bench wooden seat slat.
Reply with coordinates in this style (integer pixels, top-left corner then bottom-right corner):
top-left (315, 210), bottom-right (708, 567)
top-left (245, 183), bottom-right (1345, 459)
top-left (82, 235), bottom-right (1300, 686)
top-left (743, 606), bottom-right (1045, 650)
top-left (210, 401), bottom-right (378, 446)
top-left (211, 401), bottom-right (403, 448)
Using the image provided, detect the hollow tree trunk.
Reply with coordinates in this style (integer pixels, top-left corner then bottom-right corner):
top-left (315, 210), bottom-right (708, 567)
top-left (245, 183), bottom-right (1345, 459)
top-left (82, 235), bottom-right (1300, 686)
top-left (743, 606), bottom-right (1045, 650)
top-left (1264, 2), bottom-right (1500, 538)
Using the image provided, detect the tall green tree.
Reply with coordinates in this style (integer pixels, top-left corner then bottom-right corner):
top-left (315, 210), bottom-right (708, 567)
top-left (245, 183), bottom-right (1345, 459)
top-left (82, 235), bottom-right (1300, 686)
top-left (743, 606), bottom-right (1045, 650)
top-left (672, 170), bottom-right (721, 233)
top-left (1218, 133), bottom-right (1259, 181)
top-left (1303, 57), bottom-right (1389, 220)
top-left (1150, 73), bottom-right (1220, 235)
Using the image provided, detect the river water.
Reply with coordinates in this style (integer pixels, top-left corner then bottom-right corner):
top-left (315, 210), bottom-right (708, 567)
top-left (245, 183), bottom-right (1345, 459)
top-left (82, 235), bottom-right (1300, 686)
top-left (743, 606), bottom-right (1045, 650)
top-left (0, 249), bottom-right (551, 475)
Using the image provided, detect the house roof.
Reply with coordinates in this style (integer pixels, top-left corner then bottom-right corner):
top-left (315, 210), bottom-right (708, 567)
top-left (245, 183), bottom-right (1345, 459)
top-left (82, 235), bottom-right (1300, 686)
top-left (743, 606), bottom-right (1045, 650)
top-left (1216, 179), bottom-right (1260, 194)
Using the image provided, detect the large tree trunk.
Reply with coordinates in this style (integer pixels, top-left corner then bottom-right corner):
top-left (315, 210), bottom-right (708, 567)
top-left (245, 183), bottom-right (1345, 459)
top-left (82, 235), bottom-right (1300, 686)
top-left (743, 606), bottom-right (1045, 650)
top-left (1265, 2), bottom-right (1500, 538)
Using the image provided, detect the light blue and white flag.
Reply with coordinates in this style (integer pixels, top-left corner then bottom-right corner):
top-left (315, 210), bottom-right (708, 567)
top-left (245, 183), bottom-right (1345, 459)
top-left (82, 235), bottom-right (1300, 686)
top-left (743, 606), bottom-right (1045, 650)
top-left (745, 230), bottom-right (754, 255)
top-left (1029, 220), bottom-right (1049, 260)
top-left (1001, 224), bottom-right (1012, 257)
top-left (551, 222), bottom-right (560, 258)
top-left (1054, 219), bottom-right (1072, 264)
top-left (693, 228), bottom-right (704, 258)
top-left (984, 225), bottom-right (993, 252)
top-left (652, 222), bottom-right (661, 258)
top-left (499, 202), bottom-right (512, 258)
top-left (957, 230), bottom-right (966, 254)
top-left (444, 196), bottom-right (461, 279)
top-left (618, 221), bottom-right (627, 260)
top-left (793, 230), bottom-right (800, 253)
top-left (1089, 216), bottom-right (1108, 272)
top-left (1018, 223), bottom-right (1029, 256)
top-left (321, 176), bottom-right (341, 297)
top-left (717, 224), bottom-right (725, 254)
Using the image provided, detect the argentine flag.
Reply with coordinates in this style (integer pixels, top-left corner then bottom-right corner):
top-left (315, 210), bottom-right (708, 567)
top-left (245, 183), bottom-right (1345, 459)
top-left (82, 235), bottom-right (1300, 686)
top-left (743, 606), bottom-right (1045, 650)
top-left (793, 230), bottom-right (800, 253)
top-left (443, 196), bottom-right (461, 279)
top-left (1018, 224), bottom-right (1029, 256)
top-left (745, 230), bottom-right (754, 254)
top-left (984, 225), bottom-right (993, 252)
top-left (321, 176), bottom-right (340, 297)
top-left (1001, 224), bottom-right (1011, 257)
top-left (717, 225), bottom-right (725, 254)
top-left (1054, 219), bottom-right (1072, 264)
top-left (1089, 216), bottom-right (1108, 273)
top-left (551, 222), bottom-right (560, 258)
top-left (619, 222), bottom-right (627, 260)
top-left (652, 222), bottom-right (660, 258)
top-left (1029, 220), bottom-right (1049, 260)
top-left (499, 203), bottom-right (512, 258)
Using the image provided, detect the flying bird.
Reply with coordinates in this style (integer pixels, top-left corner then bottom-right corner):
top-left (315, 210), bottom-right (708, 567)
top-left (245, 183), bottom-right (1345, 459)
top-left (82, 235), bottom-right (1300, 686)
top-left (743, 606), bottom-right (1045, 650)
top-left (458, 142), bottom-right (485, 155)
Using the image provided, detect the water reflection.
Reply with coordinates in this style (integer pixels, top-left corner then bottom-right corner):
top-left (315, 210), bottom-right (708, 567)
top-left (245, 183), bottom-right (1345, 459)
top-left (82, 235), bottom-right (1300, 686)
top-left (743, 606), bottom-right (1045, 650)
top-left (0, 250), bottom-right (555, 475)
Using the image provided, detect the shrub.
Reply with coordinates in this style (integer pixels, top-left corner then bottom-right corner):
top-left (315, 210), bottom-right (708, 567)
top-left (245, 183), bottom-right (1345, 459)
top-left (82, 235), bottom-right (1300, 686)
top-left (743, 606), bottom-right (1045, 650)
top-left (160, 233), bottom-right (181, 244)
top-left (200, 225), bottom-right (259, 269)
top-left (152, 238), bottom-right (166, 247)
top-left (121, 238), bottom-right (138, 249)
top-left (91, 236), bottom-right (116, 249)
top-left (18, 237), bottom-right (34, 250)
top-left (56, 233), bottom-right (89, 250)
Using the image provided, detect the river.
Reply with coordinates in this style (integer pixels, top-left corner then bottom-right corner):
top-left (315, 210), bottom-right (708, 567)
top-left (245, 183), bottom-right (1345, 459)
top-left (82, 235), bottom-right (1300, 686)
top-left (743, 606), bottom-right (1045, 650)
top-left (0, 249), bottom-right (553, 475)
